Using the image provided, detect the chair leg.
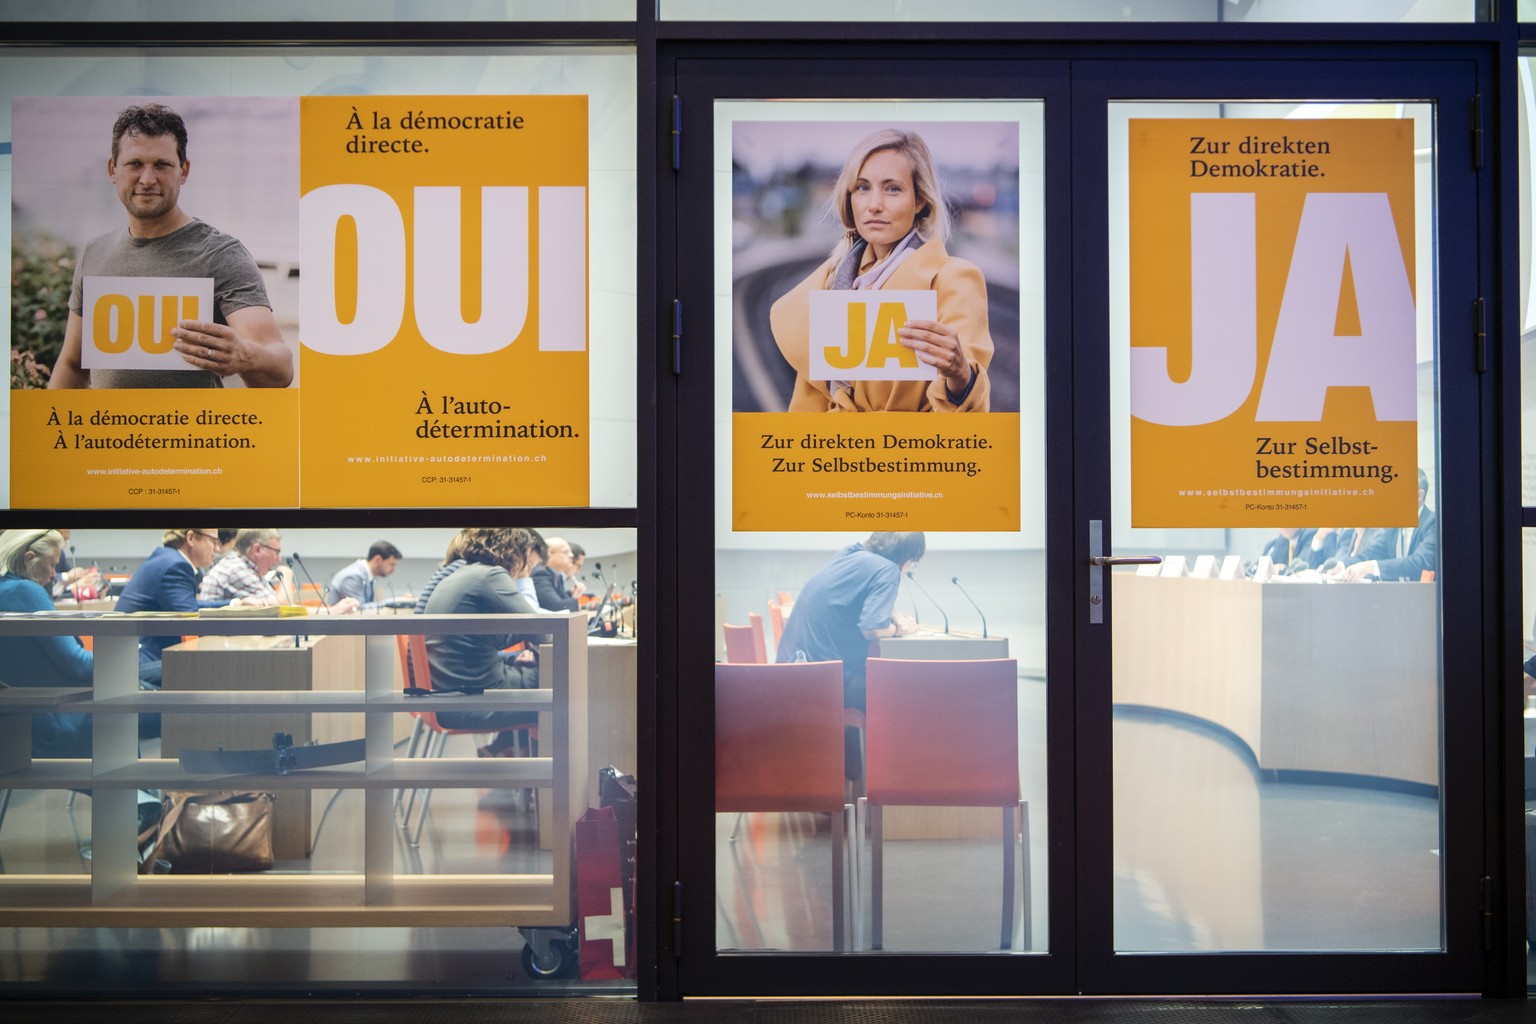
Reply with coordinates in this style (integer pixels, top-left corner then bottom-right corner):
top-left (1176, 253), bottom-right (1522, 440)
top-left (394, 717), bottom-right (427, 820)
top-left (1019, 800), bottom-right (1032, 952)
top-left (831, 804), bottom-right (846, 952)
top-left (847, 804), bottom-right (862, 950)
top-left (870, 802), bottom-right (884, 951)
top-left (1000, 803), bottom-right (1016, 950)
top-left (410, 731), bottom-right (448, 847)
top-left (0, 789), bottom-right (11, 834)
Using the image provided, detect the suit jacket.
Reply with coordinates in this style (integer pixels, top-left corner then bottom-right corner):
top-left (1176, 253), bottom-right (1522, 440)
top-left (769, 236), bottom-right (993, 412)
top-left (1260, 529), bottom-right (1316, 572)
top-left (326, 558), bottom-right (375, 607)
top-left (116, 545), bottom-right (221, 661)
top-left (1355, 505), bottom-right (1439, 581)
top-left (531, 564), bottom-right (579, 612)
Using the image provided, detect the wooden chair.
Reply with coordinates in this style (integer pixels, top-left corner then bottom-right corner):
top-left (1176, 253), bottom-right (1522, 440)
top-left (395, 634), bottom-right (536, 846)
top-left (716, 660), bottom-right (853, 950)
top-left (861, 657), bottom-right (1027, 951)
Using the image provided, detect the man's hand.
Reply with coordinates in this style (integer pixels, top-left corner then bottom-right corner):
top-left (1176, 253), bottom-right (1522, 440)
top-left (890, 610), bottom-right (917, 636)
top-left (172, 305), bottom-right (293, 387)
top-left (326, 596), bottom-right (362, 615)
top-left (1343, 560), bottom-right (1380, 582)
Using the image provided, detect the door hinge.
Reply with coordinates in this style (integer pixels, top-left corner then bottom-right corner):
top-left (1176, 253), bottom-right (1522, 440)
top-left (671, 95), bottom-right (682, 171)
top-left (671, 299), bottom-right (683, 376)
top-left (1471, 94), bottom-right (1484, 170)
top-left (1473, 296), bottom-right (1486, 373)
top-left (1482, 875), bottom-right (1493, 951)
top-left (672, 880), bottom-right (684, 957)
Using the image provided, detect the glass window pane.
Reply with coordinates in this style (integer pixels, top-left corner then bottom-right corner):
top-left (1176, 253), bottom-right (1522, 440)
top-left (1109, 101), bottom-right (1443, 953)
top-left (713, 100), bottom-right (1046, 953)
top-left (0, 525), bottom-right (637, 994)
top-left (1, 47), bottom-right (636, 510)
top-left (662, 0), bottom-right (1474, 23)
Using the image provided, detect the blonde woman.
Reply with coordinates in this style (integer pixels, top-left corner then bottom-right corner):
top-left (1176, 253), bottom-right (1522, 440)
top-left (769, 128), bottom-right (993, 412)
top-left (0, 530), bottom-right (92, 756)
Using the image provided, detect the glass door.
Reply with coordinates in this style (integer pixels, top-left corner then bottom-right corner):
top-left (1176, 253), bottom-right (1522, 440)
top-left (667, 50), bottom-right (1491, 998)
top-left (1072, 60), bottom-right (1488, 995)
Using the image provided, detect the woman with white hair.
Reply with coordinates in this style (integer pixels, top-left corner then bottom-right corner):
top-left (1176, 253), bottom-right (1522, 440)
top-left (0, 529), bottom-right (92, 757)
top-left (769, 127), bottom-right (994, 413)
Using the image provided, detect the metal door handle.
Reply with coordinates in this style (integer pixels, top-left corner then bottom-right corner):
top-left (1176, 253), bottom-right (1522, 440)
top-left (1088, 521), bottom-right (1163, 624)
top-left (1090, 555), bottom-right (1162, 567)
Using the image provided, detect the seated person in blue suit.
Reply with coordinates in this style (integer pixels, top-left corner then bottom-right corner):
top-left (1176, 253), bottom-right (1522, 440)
top-left (0, 529), bottom-right (92, 757)
top-left (115, 528), bottom-right (226, 690)
top-left (1344, 468), bottom-right (1439, 582)
top-left (325, 540), bottom-right (403, 610)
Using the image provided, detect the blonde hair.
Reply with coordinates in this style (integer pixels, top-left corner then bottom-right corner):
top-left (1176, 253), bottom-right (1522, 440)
top-left (0, 529), bottom-right (63, 582)
top-left (829, 128), bottom-right (949, 254)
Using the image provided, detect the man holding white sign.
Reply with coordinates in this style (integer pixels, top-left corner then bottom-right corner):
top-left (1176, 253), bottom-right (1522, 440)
top-left (49, 103), bottom-right (293, 389)
top-left (769, 128), bottom-right (992, 413)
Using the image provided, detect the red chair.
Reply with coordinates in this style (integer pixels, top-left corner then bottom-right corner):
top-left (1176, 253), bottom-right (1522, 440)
top-left (395, 634), bottom-right (536, 846)
top-left (716, 660), bottom-right (853, 950)
top-left (722, 622), bottom-right (765, 663)
top-left (766, 600), bottom-right (788, 649)
top-left (862, 657), bottom-right (1027, 951)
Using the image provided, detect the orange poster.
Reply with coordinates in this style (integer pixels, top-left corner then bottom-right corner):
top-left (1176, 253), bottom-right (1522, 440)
top-left (299, 95), bottom-right (589, 507)
top-left (729, 119), bottom-right (1022, 531)
top-left (9, 96), bottom-right (301, 508)
top-left (1129, 118), bottom-right (1418, 528)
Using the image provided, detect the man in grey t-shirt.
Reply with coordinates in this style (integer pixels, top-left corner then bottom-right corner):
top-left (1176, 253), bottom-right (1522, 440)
top-left (49, 103), bottom-right (293, 389)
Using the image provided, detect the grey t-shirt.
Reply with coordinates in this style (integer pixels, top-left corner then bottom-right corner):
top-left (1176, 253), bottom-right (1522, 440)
top-left (68, 219), bottom-right (270, 388)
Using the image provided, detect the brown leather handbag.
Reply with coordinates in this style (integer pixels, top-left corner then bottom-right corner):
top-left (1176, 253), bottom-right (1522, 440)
top-left (147, 791), bottom-right (275, 874)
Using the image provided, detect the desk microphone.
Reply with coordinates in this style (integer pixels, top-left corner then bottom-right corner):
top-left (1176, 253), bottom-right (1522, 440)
top-left (905, 570), bottom-right (948, 634)
top-left (288, 553), bottom-right (330, 614)
top-left (589, 561), bottom-right (618, 637)
top-left (952, 576), bottom-right (987, 639)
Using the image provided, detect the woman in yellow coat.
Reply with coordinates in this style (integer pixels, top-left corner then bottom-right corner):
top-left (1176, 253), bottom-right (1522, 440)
top-left (769, 128), bottom-right (993, 413)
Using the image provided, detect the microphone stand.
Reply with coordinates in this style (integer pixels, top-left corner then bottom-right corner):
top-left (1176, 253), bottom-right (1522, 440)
top-left (905, 570), bottom-right (948, 634)
top-left (952, 576), bottom-right (988, 639)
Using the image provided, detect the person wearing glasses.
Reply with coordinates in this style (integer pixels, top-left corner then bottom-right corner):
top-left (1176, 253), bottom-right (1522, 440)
top-left (198, 528), bottom-right (286, 607)
top-left (116, 528), bottom-right (228, 689)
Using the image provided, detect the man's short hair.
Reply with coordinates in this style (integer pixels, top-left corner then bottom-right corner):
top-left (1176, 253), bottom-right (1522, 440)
top-left (112, 103), bottom-right (189, 164)
top-left (525, 529), bottom-right (548, 565)
top-left (234, 529), bottom-right (280, 556)
top-left (217, 529), bottom-right (239, 546)
top-left (864, 531), bottom-right (926, 566)
top-left (568, 542), bottom-right (585, 562)
top-left (368, 541), bottom-right (402, 562)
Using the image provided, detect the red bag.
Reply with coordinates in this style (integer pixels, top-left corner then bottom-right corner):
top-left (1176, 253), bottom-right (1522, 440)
top-left (574, 805), bottom-right (633, 979)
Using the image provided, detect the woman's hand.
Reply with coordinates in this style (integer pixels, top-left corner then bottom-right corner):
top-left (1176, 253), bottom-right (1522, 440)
top-left (898, 318), bottom-right (971, 399)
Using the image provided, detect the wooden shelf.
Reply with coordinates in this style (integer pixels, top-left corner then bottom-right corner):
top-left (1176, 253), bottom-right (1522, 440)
top-left (0, 612), bottom-right (590, 930)
top-left (0, 874), bottom-right (568, 928)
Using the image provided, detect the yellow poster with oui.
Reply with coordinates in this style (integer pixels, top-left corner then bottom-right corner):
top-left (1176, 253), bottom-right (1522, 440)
top-left (1129, 118), bottom-right (1418, 528)
top-left (298, 95), bottom-right (589, 507)
top-left (10, 388), bottom-right (298, 508)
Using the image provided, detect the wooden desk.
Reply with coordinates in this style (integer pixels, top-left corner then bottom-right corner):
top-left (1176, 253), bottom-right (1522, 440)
top-left (1111, 573), bottom-right (1438, 788)
top-left (161, 634), bottom-right (364, 859)
top-left (880, 634), bottom-right (1009, 660)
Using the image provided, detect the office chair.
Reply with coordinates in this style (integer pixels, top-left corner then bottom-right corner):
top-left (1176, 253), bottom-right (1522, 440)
top-left (395, 634), bottom-right (537, 846)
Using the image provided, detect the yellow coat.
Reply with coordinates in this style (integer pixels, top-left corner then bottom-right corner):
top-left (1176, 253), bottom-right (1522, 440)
top-left (768, 236), bottom-right (992, 412)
